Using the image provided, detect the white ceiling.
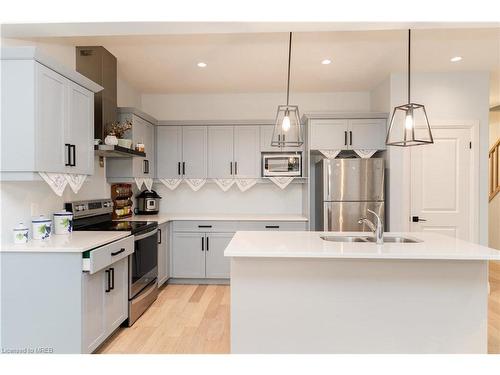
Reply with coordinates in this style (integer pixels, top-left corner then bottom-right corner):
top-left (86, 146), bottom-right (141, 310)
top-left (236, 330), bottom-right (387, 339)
top-left (21, 28), bottom-right (500, 97)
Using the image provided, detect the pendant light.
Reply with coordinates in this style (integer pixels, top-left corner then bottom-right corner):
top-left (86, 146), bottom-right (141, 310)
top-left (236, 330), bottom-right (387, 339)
top-left (271, 32), bottom-right (304, 148)
top-left (386, 30), bottom-right (433, 147)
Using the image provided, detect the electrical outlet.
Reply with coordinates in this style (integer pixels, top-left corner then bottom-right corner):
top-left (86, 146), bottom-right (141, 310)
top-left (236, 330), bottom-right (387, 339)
top-left (30, 203), bottom-right (39, 217)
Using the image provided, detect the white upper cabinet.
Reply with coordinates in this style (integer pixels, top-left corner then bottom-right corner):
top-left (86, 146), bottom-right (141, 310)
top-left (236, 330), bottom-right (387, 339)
top-left (182, 126), bottom-right (207, 178)
top-left (106, 110), bottom-right (157, 180)
top-left (208, 126), bottom-right (234, 178)
top-left (156, 126), bottom-right (182, 178)
top-left (1, 57), bottom-right (100, 179)
top-left (1, 49), bottom-right (101, 179)
top-left (309, 119), bottom-right (350, 150)
top-left (260, 125), bottom-right (305, 152)
top-left (66, 80), bottom-right (94, 175)
top-left (207, 125), bottom-right (260, 179)
top-left (309, 117), bottom-right (387, 151)
top-left (234, 126), bottom-right (260, 178)
top-left (347, 119), bottom-right (387, 150)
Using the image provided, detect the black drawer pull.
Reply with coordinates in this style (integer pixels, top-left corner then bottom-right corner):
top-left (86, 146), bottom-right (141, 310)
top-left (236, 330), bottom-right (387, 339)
top-left (201, 236), bottom-right (204, 251)
top-left (111, 248), bottom-right (125, 256)
top-left (110, 267), bottom-right (115, 290)
top-left (265, 225), bottom-right (280, 229)
top-left (158, 228), bottom-right (162, 244)
top-left (198, 225), bottom-right (212, 228)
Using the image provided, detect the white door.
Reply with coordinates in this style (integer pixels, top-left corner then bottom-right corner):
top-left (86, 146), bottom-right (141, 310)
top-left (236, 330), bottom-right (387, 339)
top-left (35, 63), bottom-right (67, 172)
top-left (234, 126), bottom-right (260, 178)
top-left (82, 269), bottom-right (106, 353)
top-left (205, 232), bottom-right (234, 279)
top-left (172, 232), bottom-right (206, 278)
top-left (348, 119), bottom-right (386, 150)
top-left (208, 126), bottom-right (234, 178)
top-left (309, 119), bottom-right (349, 150)
top-left (104, 258), bottom-right (129, 333)
top-left (182, 126), bottom-right (207, 178)
top-left (410, 127), bottom-right (473, 241)
top-left (67, 81), bottom-right (94, 174)
top-left (157, 126), bottom-right (182, 178)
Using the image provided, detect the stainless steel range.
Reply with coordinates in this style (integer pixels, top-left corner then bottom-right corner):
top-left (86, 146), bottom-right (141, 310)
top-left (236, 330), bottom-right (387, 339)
top-left (66, 199), bottom-right (159, 326)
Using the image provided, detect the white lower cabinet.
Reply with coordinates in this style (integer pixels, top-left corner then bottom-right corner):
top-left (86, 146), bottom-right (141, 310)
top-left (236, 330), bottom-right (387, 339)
top-left (205, 233), bottom-right (233, 278)
top-left (172, 232), bottom-right (207, 278)
top-left (82, 256), bottom-right (128, 353)
top-left (157, 222), bottom-right (170, 286)
top-left (170, 220), bottom-right (307, 281)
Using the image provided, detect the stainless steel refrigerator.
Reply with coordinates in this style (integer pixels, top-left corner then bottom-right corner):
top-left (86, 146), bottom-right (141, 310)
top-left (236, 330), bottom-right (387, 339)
top-left (315, 158), bottom-right (385, 231)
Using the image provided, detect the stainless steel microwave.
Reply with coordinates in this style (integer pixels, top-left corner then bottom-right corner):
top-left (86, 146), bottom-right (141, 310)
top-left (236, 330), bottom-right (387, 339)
top-left (262, 153), bottom-right (302, 177)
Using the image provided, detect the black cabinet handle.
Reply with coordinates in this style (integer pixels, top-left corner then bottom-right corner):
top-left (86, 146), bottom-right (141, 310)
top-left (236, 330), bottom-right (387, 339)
top-left (265, 225), bottom-right (280, 229)
top-left (230, 162), bottom-right (233, 175)
top-left (105, 269), bottom-right (110, 293)
top-left (110, 267), bottom-right (115, 290)
top-left (349, 131), bottom-right (353, 146)
top-left (143, 159), bottom-right (149, 174)
top-left (198, 225), bottom-right (212, 228)
top-left (344, 131), bottom-right (347, 146)
top-left (69, 144), bottom-right (76, 166)
top-left (65, 144), bottom-right (71, 166)
top-left (206, 236), bottom-right (209, 251)
top-left (182, 162), bottom-right (185, 175)
top-left (283, 134), bottom-right (286, 142)
top-left (201, 236), bottom-right (204, 251)
top-left (158, 228), bottom-right (162, 244)
top-left (111, 248), bottom-right (125, 256)
top-left (235, 161), bottom-right (238, 175)
top-left (178, 162), bottom-right (181, 175)
top-left (412, 216), bottom-right (427, 223)
top-left (278, 134), bottom-right (281, 142)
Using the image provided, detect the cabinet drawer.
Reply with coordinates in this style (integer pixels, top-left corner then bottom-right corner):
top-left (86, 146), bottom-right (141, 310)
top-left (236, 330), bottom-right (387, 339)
top-left (83, 236), bottom-right (134, 274)
top-left (237, 221), bottom-right (307, 231)
top-left (172, 221), bottom-right (238, 233)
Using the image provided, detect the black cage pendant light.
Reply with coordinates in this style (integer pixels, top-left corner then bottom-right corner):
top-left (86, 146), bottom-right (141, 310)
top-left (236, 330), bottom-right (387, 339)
top-left (271, 32), bottom-right (304, 148)
top-left (386, 29), bottom-right (433, 147)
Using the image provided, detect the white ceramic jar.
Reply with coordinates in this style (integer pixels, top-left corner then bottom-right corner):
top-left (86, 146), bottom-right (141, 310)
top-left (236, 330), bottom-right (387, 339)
top-left (13, 222), bottom-right (29, 244)
top-left (32, 215), bottom-right (52, 240)
top-left (53, 211), bottom-right (73, 235)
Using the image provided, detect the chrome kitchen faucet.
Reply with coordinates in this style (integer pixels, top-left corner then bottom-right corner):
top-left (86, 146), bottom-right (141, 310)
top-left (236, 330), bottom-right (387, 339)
top-left (358, 209), bottom-right (384, 245)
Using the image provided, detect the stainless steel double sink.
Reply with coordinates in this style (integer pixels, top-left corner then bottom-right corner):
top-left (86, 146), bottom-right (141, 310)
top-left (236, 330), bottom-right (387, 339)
top-left (320, 235), bottom-right (421, 243)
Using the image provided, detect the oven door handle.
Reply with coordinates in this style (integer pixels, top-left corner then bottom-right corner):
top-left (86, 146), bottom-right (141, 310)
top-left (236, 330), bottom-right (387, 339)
top-left (134, 228), bottom-right (158, 241)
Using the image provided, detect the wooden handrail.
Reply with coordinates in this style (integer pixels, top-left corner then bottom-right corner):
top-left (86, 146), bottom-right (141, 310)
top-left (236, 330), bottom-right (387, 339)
top-left (489, 140), bottom-right (500, 201)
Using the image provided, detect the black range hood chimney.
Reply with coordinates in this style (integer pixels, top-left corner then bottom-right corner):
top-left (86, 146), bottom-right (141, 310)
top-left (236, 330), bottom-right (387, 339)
top-left (76, 46), bottom-right (117, 141)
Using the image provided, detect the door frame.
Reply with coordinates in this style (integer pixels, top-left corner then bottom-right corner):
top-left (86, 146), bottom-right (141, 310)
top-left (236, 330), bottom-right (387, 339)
top-left (408, 120), bottom-right (480, 243)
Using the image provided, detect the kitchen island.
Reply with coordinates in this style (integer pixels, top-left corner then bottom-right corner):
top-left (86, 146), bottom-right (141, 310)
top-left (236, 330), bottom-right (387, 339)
top-left (225, 231), bottom-right (500, 354)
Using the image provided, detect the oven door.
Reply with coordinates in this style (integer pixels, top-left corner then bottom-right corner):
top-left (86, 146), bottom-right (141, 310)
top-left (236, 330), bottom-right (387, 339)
top-left (129, 228), bottom-right (158, 299)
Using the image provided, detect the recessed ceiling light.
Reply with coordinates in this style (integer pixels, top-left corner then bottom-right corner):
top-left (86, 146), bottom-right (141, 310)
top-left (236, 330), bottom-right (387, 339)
top-left (197, 62), bottom-right (207, 68)
top-left (321, 59), bottom-right (332, 65)
top-left (450, 56), bottom-right (463, 63)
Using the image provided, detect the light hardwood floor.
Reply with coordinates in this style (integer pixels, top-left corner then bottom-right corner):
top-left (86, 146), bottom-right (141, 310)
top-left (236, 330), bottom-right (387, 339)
top-left (99, 265), bottom-right (500, 354)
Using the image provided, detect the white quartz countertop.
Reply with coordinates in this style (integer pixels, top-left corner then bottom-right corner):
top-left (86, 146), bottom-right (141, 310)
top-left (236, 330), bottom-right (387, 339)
top-left (122, 213), bottom-right (309, 224)
top-left (224, 231), bottom-right (500, 260)
top-left (1, 231), bottom-right (131, 253)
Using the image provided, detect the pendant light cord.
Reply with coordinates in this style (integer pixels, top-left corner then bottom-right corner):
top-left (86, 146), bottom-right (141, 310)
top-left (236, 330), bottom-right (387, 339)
top-left (407, 29), bottom-right (411, 104)
top-left (286, 32), bottom-right (292, 106)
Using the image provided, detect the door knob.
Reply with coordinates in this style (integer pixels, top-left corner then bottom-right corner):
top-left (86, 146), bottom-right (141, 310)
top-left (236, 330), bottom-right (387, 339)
top-left (412, 216), bottom-right (427, 223)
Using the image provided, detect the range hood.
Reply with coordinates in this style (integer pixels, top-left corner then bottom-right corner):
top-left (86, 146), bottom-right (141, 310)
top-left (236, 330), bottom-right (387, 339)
top-left (76, 46), bottom-right (143, 158)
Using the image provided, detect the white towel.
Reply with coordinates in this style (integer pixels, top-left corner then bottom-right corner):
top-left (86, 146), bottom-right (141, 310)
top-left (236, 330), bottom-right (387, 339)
top-left (159, 178), bottom-right (182, 190)
top-left (268, 176), bottom-right (294, 189)
top-left (185, 178), bottom-right (206, 191)
top-left (134, 178), bottom-right (145, 190)
top-left (143, 178), bottom-right (154, 192)
top-left (214, 178), bottom-right (235, 192)
top-left (65, 174), bottom-right (87, 194)
top-left (354, 149), bottom-right (377, 158)
top-left (39, 172), bottom-right (68, 196)
top-left (319, 150), bottom-right (341, 159)
top-left (235, 178), bottom-right (258, 192)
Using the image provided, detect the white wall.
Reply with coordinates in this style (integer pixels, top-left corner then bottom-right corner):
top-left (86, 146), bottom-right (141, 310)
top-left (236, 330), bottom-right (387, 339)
top-left (0, 157), bottom-right (111, 241)
top-left (385, 71), bottom-right (490, 245)
top-left (142, 91), bottom-right (370, 120)
top-left (117, 71), bottom-right (142, 109)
